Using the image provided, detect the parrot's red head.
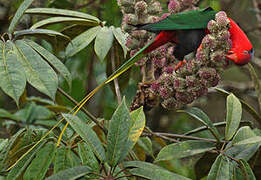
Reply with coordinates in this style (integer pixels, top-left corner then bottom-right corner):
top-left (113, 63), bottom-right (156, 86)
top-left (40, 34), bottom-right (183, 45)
top-left (226, 18), bottom-right (254, 65)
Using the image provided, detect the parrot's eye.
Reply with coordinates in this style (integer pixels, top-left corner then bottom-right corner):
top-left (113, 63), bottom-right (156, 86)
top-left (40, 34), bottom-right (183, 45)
top-left (243, 50), bottom-right (249, 55)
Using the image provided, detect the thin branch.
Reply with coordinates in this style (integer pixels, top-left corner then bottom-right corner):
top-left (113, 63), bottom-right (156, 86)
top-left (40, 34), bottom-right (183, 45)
top-left (57, 87), bottom-right (107, 134)
top-left (111, 46), bottom-right (122, 104)
top-left (252, 0), bottom-right (261, 27)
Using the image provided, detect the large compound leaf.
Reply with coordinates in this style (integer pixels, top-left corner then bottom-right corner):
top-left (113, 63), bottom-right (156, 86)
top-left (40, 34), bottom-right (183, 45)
top-left (207, 155), bottom-right (231, 180)
top-left (14, 29), bottom-right (70, 41)
top-left (24, 39), bottom-right (72, 88)
top-left (178, 107), bottom-right (221, 141)
top-left (8, 0), bottom-right (34, 33)
top-left (66, 26), bottom-right (101, 57)
top-left (155, 140), bottom-right (215, 162)
top-left (123, 161), bottom-right (191, 180)
top-left (62, 114), bottom-right (105, 162)
top-left (0, 40), bottom-right (26, 105)
top-left (13, 40), bottom-right (58, 100)
top-left (106, 98), bottom-right (131, 167)
top-left (112, 27), bottom-right (128, 58)
top-left (46, 166), bottom-right (92, 180)
top-left (25, 8), bottom-right (100, 22)
top-left (23, 143), bottom-right (56, 180)
top-left (30, 17), bottom-right (97, 30)
top-left (225, 93), bottom-right (242, 140)
top-left (94, 26), bottom-right (114, 62)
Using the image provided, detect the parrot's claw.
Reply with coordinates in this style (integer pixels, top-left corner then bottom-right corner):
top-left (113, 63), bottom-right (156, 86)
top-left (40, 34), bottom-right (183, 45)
top-left (175, 60), bottom-right (187, 71)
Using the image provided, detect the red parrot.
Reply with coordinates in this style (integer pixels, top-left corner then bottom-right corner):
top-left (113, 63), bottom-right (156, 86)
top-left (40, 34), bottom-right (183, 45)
top-left (134, 7), bottom-right (254, 66)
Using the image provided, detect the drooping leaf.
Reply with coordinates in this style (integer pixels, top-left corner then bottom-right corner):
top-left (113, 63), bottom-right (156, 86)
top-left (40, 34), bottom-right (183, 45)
top-left (24, 39), bottom-right (72, 88)
top-left (13, 40), bottom-right (58, 100)
top-left (225, 93), bottom-right (242, 140)
top-left (54, 146), bottom-right (73, 173)
top-left (0, 40), bottom-right (26, 105)
top-left (106, 98), bottom-right (131, 167)
top-left (62, 114), bottom-right (105, 162)
top-left (8, 0), bottom-right (34, 33)
top-left (66, 26), bottom-right (101, 57)
top-left (30, 17), bottom-right (97, 30)
top-left (25, 8), bottom-right (100, 22)
top-left (23, 143), bottom-right (56, 180)
top-left (14, 29), bottom-right (70, 41)
top-left (137, 137), bottom-right (154, 157)
top-left (94, 26), bottom-right (114, 62)
top-left (78, 142), bottom-right (99, 173)
top-left (207, 155), bottom-right (231, 180)
top-left (6, 140), bottom-right (46, 180)
top-left (46, 166), bottom-right (92, 180)
top-left (215, 87), bottom-right (261, 125)
top-left (155, 140), bottom-right (215, 162)
top-left (123, 161), bottom-right (191, 180)
top-left (119, 106), bottom-right (145, 162)
top-left (239, 159), bottom-right (256, 180)
top-left (178, 107), bottom-right (221, 141)
top-left (248, 63), bottom-right (261, 112)
top-left (112, 27), bottom-right (128, 58)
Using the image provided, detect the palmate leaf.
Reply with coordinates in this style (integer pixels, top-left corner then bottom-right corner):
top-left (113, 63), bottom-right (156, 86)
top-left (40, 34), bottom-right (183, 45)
top-left (8, 0), bottom-right (34, 33)
top-left (30, 17), bottom-right (98, 30)
top-left (25, 8), bottom-right (100, 22)
top-left (12, 40), bottom-right (58, 100)
top-left (112, 27), bottom-right (128, 58)
top-left (24, 39), bottom-right (72, 88)
top-left (94, 26), bottom-right (114, 62)
top-left (66, 26), bottom-right (101, 57)
top-left (0, 40), bottom-right (26, 105)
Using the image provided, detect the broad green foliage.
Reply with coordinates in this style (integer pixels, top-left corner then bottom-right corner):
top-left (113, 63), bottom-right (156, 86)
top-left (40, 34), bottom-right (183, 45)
top-left (207, 155), bottom-right (231, 180)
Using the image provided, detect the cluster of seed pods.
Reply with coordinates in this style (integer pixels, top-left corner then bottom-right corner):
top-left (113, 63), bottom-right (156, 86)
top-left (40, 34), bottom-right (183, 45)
top-left (117, 0), bottom-right (231, 110)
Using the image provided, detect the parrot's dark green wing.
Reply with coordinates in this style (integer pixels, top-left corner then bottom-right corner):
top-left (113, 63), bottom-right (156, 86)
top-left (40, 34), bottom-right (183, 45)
top-left (141, 7), bottom-right (216, 31)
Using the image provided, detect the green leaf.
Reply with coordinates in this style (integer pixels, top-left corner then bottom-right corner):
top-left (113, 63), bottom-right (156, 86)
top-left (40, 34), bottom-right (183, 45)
top-left (155, 140), bottom-right (215, 162)
top-left (232, 126), bottom-right (257, 145)
top-left (215, 87), bottom-right (261, 125)
top-left (225, 93), bottom-right (242, 140)
top-left (66, 26), bottom-right (101, 57)
top-left (178, 107), bottom-right (221, 141)
top-left (94, 26), bottom-right (114, 62)
top-left (23, 143), bottom-right (56, 180)
top-left (8, 0), bottom-right (34, 33)
top-left (13, 40), bottom-right (58, 100)
top-left (30, 17), bottom-right (97, 30)
top-left (119, 106), bottom-right (146, 162)
top-left (0, 40), bottom-right (26, 105)
top-left (106, 98), bottom-right (131, 167)
top-left (62, 114), bottom-right (105, 162)
top-left (207, 155), bottom-right (231, 180)
top-left (78, 142), bottom-right (99, 173)
top-left (238, 159), bottom-right (256, 180)
top-left (54, 146), bottom-right (73, 174)
top-left (123, 161), bottom-right (191, 180)
top-left (24, 39), bottom-right (72, 88)
top-left (25, 8), bottom-right (100, 22)
top-left (112, 27), bottom-right (128, 58)
top-left (46, 166), bottom-right (92, 180)
top-left (248, 63), bottom-right (261, 112)
top-left (233, 136), bottom-right (261, 146)
top-left (6, 140), bottom-right (46, 180)
top-left (14, 29), bottom-right (70, 40)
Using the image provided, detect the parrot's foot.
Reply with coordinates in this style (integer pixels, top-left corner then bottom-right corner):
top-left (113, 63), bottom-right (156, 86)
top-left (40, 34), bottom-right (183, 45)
top-left (175, 60), bottom-right (187, 71)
